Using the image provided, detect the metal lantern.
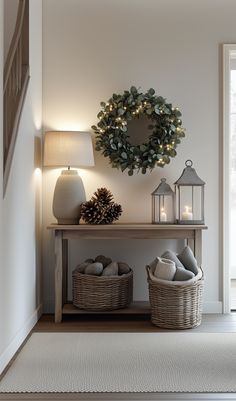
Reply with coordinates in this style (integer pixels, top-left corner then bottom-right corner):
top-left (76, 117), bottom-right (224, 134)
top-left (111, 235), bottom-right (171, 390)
top-left (152, 178), bottom-right (175, 224)
top-left (174, 160), bottom-right (205, 225)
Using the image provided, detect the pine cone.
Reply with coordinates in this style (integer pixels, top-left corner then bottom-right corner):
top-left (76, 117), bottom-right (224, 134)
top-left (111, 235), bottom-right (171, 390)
top-left (101, 203), bottom-right (122, 224)
top-left (92, 187), bottom-right (113, 207)
top-left (80, 200), bottom-right (104, 224)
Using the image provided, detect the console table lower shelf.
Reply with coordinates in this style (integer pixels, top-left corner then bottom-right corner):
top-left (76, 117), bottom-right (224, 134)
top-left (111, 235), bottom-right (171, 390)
top-left (47, 223), bottom-right (207, 323)
top-left (63, 301), bottom-right (150, 315)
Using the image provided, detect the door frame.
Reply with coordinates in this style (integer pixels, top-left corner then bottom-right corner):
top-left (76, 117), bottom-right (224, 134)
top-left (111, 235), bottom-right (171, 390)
top-left (222, 44), bottom-right (236, 313)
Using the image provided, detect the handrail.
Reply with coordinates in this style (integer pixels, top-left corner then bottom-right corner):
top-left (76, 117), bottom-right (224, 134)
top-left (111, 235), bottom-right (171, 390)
top-left (3, 0), bottom-right (29, 196)
top-left (4, 0), bottom-right (26, 93)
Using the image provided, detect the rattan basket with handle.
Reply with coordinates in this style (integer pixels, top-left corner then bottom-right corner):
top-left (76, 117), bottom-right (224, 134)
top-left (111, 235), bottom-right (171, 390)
top-left (72, 270), bottom-right (133, 311)
top-left (146, 265), bottom-right (204, 329)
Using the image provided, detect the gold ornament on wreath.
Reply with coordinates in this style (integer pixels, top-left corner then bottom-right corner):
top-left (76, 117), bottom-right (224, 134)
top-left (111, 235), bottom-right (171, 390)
top-left (92, 86), bottom-right (185, 176)
top-left (81, 188), bottom-right (122, 224)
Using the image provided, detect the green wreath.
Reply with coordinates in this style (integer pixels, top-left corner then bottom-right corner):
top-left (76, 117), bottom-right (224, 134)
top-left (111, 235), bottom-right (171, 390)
top-left (92, 86), bottom-right (185, 176)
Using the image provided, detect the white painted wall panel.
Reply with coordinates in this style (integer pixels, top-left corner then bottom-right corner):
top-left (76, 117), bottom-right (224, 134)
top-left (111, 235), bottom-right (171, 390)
top-left (42, 0), bottom-right (235, 313)
top-left (0, 0), bottom-right (42, 374)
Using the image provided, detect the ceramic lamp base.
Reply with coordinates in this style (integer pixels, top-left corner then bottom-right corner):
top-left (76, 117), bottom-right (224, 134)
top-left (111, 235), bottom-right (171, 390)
top-left (53, 169), bottom-right (86, 225)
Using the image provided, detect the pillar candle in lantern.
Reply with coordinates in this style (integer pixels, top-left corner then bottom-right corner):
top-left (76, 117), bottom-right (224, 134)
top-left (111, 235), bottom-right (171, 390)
top-left (160, 208), bottom-right (167, 222)
top-left (182, 206), bottom-right (193, 221)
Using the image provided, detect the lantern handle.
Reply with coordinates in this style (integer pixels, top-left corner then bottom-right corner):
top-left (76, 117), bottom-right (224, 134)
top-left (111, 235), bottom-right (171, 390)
top-left (161, 178), bottom-right (166, 183)
top-left (185, 159), bottom-right (193, 167)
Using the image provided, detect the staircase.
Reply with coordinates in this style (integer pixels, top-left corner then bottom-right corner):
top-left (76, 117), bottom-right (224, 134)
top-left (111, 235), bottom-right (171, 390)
top-left (3, 0), bottom-right (29, 195)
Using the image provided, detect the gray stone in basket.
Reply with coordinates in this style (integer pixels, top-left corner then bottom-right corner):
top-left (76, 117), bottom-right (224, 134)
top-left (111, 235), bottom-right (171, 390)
top-left (84, 262), bottom-right (103, 275)
top-left (102, 262), bottom-right (119, 276)
top-left (85, 258), bottom-right (94, 264)
top-left (174, 266), bottom-right (195, 281)
top-left (118, 262), bottom-right (131, 275)
top-left (178, 246), bottom-right (199, 275)
top-left (161, 250), bottom-right (184, 268)
top-left (95, 255), bottom-right (112, 267)
top-left (74, 262), bottom-right (90, 273)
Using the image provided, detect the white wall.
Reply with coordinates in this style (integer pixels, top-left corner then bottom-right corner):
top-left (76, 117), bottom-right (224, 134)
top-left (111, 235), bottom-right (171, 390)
top-left (42, 0), bottom-right (233, 313)
top-left (0, 0), bottom-right (42, 374)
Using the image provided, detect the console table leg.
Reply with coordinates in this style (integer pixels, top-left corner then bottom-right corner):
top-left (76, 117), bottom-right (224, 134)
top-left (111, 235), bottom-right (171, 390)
top-left (187, 238), bottom-right (194, 254)
top-left (62, 239), bottom-right (68, 305)
top-left (195, 229), bottom-right (202, 267)
top-left (55, 230), bottom-right (63, 323)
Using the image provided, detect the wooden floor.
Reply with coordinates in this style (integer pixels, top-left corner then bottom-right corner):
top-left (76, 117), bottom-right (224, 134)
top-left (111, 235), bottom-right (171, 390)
top-left (33, 312), bottom-right (236, 333)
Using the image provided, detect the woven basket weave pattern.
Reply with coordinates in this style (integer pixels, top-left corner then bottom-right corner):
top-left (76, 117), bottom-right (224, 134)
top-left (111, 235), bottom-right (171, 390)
top-left (72, 271), bottom-right (133, 311)
top-left (147, 267), bottom-right (204, 329)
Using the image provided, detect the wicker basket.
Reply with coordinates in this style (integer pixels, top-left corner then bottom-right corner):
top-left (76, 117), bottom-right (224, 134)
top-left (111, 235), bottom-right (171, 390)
top-left (72, 270), bottom-right (133, 311)
top-left (146, 266), bottom-right (204, 329)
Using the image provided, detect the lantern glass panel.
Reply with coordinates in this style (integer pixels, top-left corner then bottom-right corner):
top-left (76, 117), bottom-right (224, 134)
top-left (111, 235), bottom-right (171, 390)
top-left (177, 186), bottom-right (204, 223)
top-left (175, 160), bottom-right (205, 225)
top-left (178, 186), bottom-right (202, 221)
top-left (153, 195), bottom-right (175, 223)
top-left (193, 186), bottom-right (202, 221)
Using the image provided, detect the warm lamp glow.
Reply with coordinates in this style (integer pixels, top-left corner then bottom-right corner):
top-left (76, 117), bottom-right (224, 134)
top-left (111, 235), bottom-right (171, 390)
top-left (43, 131), bottom-right (94, 225)
top-left (34, 167), bottom-right (41, 177)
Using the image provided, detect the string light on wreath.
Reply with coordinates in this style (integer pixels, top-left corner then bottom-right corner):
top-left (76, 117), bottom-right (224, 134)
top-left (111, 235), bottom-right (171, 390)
top-left (92, 86), bottom-right (185, 176)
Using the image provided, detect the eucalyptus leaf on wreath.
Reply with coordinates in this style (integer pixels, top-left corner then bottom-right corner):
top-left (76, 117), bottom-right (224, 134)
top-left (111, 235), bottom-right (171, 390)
top-left (92, 87), bottom-right (185, 175)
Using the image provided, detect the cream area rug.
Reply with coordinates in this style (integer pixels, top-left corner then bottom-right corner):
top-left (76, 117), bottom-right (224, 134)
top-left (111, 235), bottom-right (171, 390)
top-left (0, 332), bottom-right (236, 393)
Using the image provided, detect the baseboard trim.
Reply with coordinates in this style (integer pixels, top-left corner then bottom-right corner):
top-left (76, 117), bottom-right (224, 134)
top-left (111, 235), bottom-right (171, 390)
top-left (203, 302), bottom-right (223, 314)
top-left (0, 303), bottom-right (42, 374)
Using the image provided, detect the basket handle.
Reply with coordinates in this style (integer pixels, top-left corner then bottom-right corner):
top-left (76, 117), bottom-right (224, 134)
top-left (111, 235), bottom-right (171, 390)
top-left (146, 265), bottom-right (151, 280)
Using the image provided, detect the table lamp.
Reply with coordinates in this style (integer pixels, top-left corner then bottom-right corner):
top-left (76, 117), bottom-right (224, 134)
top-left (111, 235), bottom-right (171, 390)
top-left (44, 131), bottom-right (94, 224)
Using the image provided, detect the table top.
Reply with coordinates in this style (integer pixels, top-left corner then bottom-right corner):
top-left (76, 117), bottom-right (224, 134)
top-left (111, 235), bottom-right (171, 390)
top-left (47, 223), bottom-right (208, 231)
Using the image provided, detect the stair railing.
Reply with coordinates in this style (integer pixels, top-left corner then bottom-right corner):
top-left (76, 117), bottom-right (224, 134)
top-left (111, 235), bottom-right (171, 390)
top-left (3, 0), bottom-right (29, 195)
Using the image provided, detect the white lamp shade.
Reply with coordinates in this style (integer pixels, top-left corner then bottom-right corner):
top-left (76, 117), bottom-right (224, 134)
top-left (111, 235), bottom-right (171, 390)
top-left (43, 131), bottom-right (94, 167)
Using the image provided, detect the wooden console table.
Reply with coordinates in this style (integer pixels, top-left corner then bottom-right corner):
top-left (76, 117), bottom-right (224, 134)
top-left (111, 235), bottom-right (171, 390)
top-left (47, 223), bottom-right (207, 323)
